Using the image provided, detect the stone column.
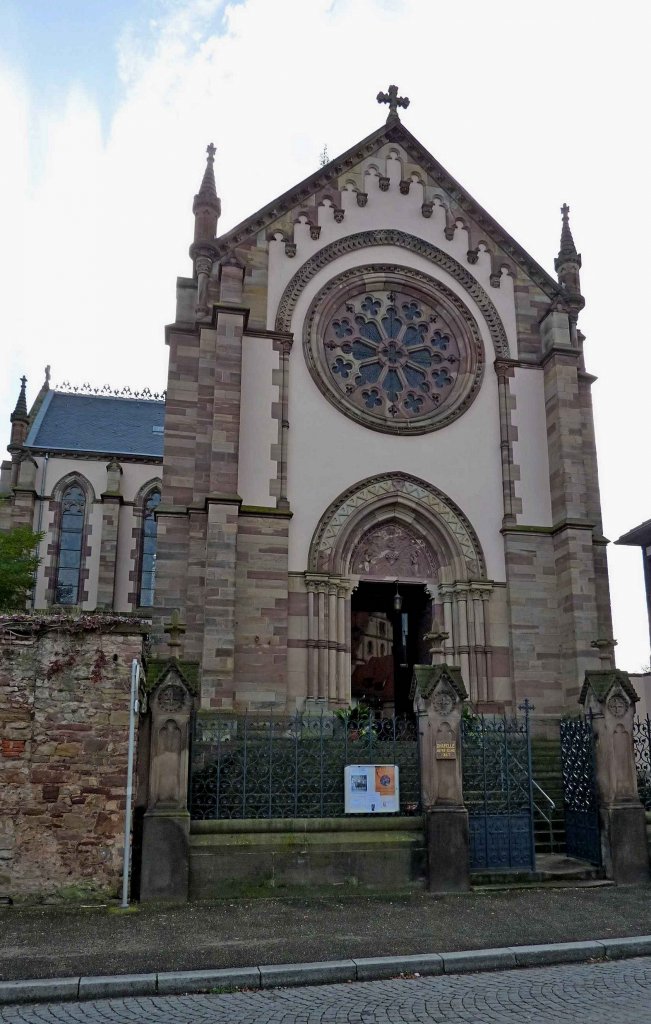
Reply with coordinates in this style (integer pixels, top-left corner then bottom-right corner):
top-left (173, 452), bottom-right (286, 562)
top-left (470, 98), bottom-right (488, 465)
top-left (328, 582), bottom-right (338, 701)
top-left (306, 582), bottom-right (317, 699)
top-left (336, 582), bottom-right (349, 704)
top-left (140, 665), bottom-right (194, 901)
top-left (96, 459), bottom-right (123, 610)
top-left (412, 635), bottom-right (469, 893)
top-left (580, 665), bottom-right (650, 884)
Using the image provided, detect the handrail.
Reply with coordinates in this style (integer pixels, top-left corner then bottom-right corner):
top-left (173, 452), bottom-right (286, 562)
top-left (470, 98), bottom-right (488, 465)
top-left (532, 777), bottom-right (555, 812)
top-left (532, 777), bottom-right (556, 853)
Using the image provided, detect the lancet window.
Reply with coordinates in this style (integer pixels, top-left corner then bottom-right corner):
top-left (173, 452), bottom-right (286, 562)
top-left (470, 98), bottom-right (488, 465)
top-left (138, 489), bottom-right (161, 607)
top-left (54, 483), bottom-right (86, 605)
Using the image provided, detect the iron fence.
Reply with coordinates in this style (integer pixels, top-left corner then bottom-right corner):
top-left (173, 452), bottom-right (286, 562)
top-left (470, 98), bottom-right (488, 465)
top-left (634, 714), bottom-right (651, 808)
top-left (461, 706), bottom-right (535, 871)
top-left (190, 709), bottom-right (420, 820)
top-left (559, 713), bottom-right (601, 865)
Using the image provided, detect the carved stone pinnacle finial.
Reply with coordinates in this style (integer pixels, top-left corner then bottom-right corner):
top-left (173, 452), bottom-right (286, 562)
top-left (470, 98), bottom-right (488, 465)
top-left (206, 142), bottom-right (216, 161)
top-left (377, 84), bottom-right (410, 123)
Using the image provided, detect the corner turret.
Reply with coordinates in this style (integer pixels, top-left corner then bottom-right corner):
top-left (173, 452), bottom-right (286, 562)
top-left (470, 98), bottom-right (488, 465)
top-left (191, 143), bottom-right (221, 245)
top-left (554, 204), bottom-right (584, 315)
top-left (9, 375), bottom-right (29, 451)
top-left (189, 143), bottom-right (221, 320)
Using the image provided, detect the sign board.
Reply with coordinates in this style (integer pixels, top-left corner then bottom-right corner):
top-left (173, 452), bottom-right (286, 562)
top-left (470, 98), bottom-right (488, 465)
top-left (344, 764), bottom-right (400, 814)
top-left (435, 741), bottom-right (457, 760)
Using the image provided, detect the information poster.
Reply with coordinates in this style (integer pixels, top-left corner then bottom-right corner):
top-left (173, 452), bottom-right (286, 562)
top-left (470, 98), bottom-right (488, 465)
top-left (344, 764), bottom-right (400, 814)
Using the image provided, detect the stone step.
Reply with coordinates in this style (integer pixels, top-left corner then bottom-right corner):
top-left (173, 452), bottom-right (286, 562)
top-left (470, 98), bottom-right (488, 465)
top-left (471, 853), bottom-right (606, 888)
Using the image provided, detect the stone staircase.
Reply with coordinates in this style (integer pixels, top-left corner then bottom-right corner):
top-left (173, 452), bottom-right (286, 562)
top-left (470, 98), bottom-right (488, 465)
top-left (531, 738), bottom-right (566, 856)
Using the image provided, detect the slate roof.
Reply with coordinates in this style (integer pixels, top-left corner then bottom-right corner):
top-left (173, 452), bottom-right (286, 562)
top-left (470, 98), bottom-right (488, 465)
top-left (25, 391), bottom-right (165, 458)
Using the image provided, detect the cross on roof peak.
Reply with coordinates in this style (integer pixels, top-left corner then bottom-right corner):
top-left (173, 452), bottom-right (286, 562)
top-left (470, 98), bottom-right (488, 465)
top-left (377, 84), bottom-right (409, 123)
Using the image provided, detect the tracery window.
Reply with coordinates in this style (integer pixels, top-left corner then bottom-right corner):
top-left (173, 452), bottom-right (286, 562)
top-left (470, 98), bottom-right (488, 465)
top-left (303, 269), bottom-right (483, 435)
top-left (55, 484), bottom-right (86, 605)
top-left (138, 489), bottom-right (161, 607)
top-left (325, 290), bottom-right (461, 421)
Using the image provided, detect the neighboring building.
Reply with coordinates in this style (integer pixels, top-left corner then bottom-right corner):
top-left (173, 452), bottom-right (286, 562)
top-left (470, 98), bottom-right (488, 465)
top-left (0, 380), bottom-right (164, 612)
top-left (1, 88), bottom-right (616, 716)
top-left (616, 519), bottom-right (651, 658)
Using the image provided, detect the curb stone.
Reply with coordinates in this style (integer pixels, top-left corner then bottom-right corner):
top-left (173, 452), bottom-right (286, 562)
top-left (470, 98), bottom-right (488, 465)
top-left (156, 967), bottom-right (261, 995)
top-left (510, 940), bottom-right (605, 967)
top-left (1, 935), bottom-right (651, 1006)
top-left (77, 974), bottom-right (157, 1000)
top-left (353, 954), bottom-right (443, 980)
top-left (441, 947), bottom-right (516, 973)
top-left (259, 961), bottom-right (357, 988)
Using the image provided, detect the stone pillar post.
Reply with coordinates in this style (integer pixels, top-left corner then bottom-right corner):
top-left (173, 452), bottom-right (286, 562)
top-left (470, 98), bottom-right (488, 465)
top-left (412, 636), bottom-right (469, 893)
top-left (580, 665), bottom-right (650, 884)
top-left (97, 459), bottom-right (123, 610)
top-left (140, 662), bottom-right (194, 901)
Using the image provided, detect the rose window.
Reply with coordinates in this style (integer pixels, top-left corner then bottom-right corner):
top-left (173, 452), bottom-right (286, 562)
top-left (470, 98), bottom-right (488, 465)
top-left (325, 291), bottom-right (461, 421)
top-left (304, 269), bottom-right (484, 434)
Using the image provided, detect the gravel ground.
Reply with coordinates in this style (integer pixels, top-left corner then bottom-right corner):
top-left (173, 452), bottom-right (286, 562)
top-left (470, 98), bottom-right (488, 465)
top-left (1, 884), bottom-right (651, 982)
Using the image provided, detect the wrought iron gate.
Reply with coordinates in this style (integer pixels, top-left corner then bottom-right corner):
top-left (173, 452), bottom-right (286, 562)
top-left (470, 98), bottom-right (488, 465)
top-left (559, 714), bottom-right (601, 865)
top-left (462, 704), bottom-right (535, 872)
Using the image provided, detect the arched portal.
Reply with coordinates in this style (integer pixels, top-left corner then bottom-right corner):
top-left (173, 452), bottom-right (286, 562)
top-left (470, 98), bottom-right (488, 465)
top-left (305, 473), bottom-right (494, 707)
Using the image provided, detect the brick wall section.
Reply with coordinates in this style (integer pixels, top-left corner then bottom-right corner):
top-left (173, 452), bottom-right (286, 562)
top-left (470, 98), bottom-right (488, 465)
top-left (234, 511), bottom-right (290, 705)
top-left (96, 497), bottom-right (121, 609)
top-left (0, 622), bottom-right (144, 899)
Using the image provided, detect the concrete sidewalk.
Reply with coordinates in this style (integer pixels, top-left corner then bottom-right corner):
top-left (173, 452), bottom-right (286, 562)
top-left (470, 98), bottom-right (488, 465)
top-left (1, 883), bottom-right (651, 985)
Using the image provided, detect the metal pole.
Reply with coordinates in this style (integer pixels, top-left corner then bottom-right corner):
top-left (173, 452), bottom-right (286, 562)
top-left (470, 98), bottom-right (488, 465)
top-left (121, 659), bottom-right (140, 909)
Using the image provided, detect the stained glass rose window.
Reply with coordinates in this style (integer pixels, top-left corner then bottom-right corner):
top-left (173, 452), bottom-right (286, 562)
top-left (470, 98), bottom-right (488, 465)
top-left (303, 268), bottom-right (483, 434)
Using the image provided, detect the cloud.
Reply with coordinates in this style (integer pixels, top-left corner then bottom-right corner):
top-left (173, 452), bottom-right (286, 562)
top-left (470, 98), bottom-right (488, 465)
top-left (1, 0), bottom-right (650, 667)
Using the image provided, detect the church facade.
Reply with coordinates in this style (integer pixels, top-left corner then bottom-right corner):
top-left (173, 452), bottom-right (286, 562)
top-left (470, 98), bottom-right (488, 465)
top-left (1, 90), bottom-right (613, 716)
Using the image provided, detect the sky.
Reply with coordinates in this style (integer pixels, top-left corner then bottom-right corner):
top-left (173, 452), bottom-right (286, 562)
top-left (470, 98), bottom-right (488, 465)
top-left (0, 0), bottom-right (649, 671)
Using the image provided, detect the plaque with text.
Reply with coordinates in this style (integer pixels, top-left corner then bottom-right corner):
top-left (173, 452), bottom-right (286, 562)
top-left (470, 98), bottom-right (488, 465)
top-left (435, 741), bottom-right (456, 760)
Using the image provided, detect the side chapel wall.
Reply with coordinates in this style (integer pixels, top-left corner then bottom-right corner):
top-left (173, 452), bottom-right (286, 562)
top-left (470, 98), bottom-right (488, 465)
top-left (26, 456), bottom-right (162, 612)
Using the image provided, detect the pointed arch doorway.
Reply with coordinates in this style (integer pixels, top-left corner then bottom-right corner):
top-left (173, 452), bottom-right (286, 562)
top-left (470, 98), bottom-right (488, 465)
top-left (306, 472), bottom-right (492, 708)
top-left (351, 580), bottom-right (432, 716)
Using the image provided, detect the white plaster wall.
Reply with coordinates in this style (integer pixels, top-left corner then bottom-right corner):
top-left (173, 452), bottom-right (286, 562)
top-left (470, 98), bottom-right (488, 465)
top-left (282, 248), bottom-right (506, 581)
top-left (511, 367), bottom-right (553, 526)
top-left (266, 142), bottom-right (518, 357)
top-left (238, 336), bottom-right (280, 506)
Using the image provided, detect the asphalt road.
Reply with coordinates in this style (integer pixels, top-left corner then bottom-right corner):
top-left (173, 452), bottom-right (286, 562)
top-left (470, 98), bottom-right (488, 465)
top-left (2, 956), bottom-right (650, 1023)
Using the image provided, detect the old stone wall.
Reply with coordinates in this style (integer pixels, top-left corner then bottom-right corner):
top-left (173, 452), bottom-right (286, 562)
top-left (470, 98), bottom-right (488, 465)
top-left (0, 618), bottom-right (144, 899)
